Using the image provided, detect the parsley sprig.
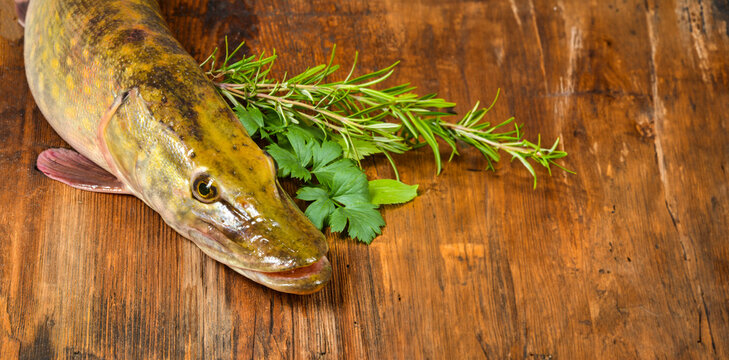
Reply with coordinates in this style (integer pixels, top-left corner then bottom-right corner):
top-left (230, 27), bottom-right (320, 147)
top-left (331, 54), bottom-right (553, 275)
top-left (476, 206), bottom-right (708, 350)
top-left (202, 42), bottom-right (569, 243)
top-left (262, 125), bottom-right (404, 242)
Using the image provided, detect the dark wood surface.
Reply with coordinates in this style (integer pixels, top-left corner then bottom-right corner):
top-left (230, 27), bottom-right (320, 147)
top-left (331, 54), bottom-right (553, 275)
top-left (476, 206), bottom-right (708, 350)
top-left (1, 0), bottom-right (728, 358)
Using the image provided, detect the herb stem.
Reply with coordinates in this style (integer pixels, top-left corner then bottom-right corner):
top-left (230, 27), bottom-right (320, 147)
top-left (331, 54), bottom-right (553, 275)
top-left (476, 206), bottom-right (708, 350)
top-left (254, 93), bottom-right (367, 131)
top-left (207, 43), bottom-right (569, 185)
top-left (441, 123), bottom-right (543, 155)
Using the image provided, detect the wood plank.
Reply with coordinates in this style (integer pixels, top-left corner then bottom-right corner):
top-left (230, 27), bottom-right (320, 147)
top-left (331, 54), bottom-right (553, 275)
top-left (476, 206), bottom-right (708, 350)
top-left (0, 0), bottom-right (727, 358)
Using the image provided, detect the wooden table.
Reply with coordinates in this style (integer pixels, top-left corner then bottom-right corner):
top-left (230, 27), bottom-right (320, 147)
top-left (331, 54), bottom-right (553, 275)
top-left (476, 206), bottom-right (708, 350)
top-left (1, 0), bottom-right (728, 358)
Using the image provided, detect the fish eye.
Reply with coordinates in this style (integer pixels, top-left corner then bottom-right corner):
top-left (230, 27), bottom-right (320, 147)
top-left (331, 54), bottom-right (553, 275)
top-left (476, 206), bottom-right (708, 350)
top-left (191, 173), bottom-right (220, 203)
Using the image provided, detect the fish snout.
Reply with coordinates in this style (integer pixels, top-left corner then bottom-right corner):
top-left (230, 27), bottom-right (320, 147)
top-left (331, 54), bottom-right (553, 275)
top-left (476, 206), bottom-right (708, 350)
top-left (239, 190), bottom-right (330, 270)
top-left (236, 256), bottom-right (333, 294)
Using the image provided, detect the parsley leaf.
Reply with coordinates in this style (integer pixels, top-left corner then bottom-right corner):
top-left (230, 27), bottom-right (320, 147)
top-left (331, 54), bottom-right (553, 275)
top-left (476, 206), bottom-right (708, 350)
top-left (266, 143), bottom-right (311, 181)
top-left (313, 158), bottom-right (359, 189)
top-left (368, 179), bottom-right (419, 205)
top-left (296, 186), bottom-right (335, 229)
top-left (285, 127), bottom-right (313, 167)
top-left (235, 105), bottom-right (263, 136)
top-left (328, 167), bottom-right (369, 207)
top-left (311, 141), bottom-right (342, 171)
top-left (329, 203), bottom-right (385, 244)
top-left (337, 138), bottom-right (383, 160)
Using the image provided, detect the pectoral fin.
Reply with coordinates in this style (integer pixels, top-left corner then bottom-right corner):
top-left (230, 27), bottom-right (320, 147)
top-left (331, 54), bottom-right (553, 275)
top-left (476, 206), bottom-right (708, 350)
top-left (15, 0), bottom-right (28, 27)
top-left (37, 148), bottom-right (130, 194)
top-left (96, 89), bottom-right (132, 180)
top-left (96, 87), bottom-right (173, 192)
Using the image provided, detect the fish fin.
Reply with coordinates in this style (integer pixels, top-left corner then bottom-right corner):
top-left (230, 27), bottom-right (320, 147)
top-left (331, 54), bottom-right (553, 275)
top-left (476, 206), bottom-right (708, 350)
top-left (37, 148), bottom-right (131, 194)
top-left (15, 0), bottom-right (28, 27)
top-left (96, 88), bottom-right (138, 185)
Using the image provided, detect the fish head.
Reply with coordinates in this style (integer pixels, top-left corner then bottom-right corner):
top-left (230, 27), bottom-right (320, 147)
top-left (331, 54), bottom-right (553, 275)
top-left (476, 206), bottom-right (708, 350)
top-left (183, 159), bottom-right (331, 295)
top-left (128, 103), bottom-right (331, 295)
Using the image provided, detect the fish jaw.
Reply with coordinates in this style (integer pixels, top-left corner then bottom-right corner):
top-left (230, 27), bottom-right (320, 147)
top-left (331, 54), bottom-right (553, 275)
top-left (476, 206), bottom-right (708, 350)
top-left (234, 257), bottom-right (332, 295)
top-left (187, 224), bottom-right (331, 294)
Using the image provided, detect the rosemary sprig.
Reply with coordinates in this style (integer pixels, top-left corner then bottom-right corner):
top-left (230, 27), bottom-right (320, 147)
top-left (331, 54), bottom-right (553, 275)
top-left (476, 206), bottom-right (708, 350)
top-left (203, 43), bottom-right (569, 187)
top-left (201, 42), bottom-right (570, 243)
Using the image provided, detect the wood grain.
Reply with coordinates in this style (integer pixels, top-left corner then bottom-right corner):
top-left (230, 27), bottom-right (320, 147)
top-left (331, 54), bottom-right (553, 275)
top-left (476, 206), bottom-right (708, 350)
top-left (1, 0), bottom-right (728, 358)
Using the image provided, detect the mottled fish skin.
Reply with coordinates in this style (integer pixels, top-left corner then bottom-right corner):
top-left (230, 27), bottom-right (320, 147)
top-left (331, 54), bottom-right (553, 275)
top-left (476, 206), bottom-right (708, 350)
top-left (26, 0), bottom-right (212, 167)
top-left (24, 0), bottom-right (331, 294)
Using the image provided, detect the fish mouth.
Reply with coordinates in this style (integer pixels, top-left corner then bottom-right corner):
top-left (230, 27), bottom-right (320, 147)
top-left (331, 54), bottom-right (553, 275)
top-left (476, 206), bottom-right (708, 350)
top-left (187, 225), bottom-right (331, 294)
top-left (233, 257), bottom-right (332, 295)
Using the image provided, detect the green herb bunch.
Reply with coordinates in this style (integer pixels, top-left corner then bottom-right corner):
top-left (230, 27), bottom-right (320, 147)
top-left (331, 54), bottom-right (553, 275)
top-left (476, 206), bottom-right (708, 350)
top-left (202, 42), bottom-right (569, 243)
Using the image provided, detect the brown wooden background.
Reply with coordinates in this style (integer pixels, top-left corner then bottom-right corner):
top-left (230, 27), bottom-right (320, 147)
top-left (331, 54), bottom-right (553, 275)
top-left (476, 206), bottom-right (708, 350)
top-left (1, 0), bottom-right (728, 358)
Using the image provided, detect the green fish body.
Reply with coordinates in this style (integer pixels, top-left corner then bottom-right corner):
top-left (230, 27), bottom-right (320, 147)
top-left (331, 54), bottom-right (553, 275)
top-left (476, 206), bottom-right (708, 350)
top-left (23, 0), bottom-right (331, 294)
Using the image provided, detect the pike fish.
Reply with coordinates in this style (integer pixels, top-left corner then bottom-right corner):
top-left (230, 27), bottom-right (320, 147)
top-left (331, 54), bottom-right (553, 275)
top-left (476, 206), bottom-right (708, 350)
top-left (18, 0), bottom-right (332, 294)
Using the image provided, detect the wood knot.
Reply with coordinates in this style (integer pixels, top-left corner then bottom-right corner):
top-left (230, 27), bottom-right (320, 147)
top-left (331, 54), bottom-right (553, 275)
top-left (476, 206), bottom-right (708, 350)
top-left (635, 119), bottom-right (655, 141)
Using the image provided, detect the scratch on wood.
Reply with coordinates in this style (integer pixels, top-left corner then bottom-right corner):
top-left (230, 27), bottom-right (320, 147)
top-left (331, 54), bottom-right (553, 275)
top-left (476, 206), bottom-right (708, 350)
top-left (680, 0), bottom-right (713, 83)
top-left (475, 331), bottom-right (491, 358)
top-left (508, 0), bottom-right (522, 27)
top-left (528, 0), bottom-right (549, 92)
top-left (555, 26), bottom-right (583, 130)
top-left (690, 22), bottom-right (712, 82)
top-left (646, 4), bottom-right (669, 206)
top-left (646, 2), bottom-right (701, 270)
top-left (698, 310), bottom-right (702, 344)
top-left (565, 27), bottom-right (583, 94)
top-left (700, 289), bottom-right (717, 353)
